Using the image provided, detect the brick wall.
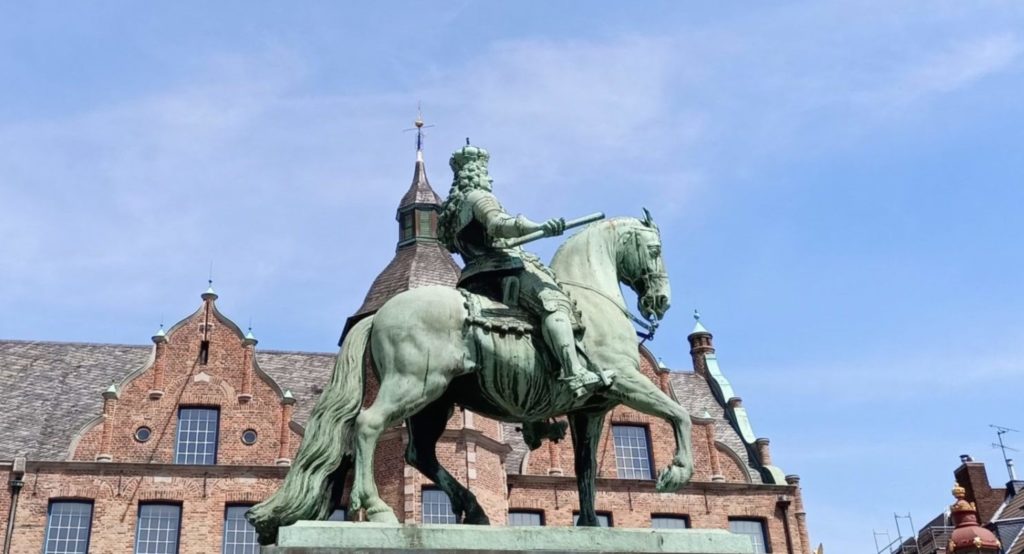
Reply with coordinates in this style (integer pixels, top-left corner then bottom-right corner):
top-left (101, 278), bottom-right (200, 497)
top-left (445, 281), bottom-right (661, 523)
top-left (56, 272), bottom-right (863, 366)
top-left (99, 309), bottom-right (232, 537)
top-left (7, 463), bottom-right (287, 554)
top-left (508, 476), bottom-right (802, 553)
top-left (2, 296), bottom-right (810, 552)
top-left (0, 465), bottom-right (10, 553)
top-left (71, 300), bottom-right (300, 466)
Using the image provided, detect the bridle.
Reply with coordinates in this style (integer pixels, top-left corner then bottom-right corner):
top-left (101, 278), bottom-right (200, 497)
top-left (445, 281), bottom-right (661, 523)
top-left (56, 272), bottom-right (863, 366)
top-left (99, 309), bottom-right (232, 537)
top-left (561, 225), bottom-right (667, 344)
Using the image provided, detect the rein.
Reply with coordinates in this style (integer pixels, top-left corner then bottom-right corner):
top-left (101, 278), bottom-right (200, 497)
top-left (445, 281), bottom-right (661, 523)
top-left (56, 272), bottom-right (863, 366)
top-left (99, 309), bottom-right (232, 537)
top-left (559, 279), bottom-right (659, 343)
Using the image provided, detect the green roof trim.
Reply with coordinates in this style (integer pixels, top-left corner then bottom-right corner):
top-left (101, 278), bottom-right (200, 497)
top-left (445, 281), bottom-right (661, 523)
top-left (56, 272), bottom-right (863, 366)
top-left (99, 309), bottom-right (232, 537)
top-left (701, 353), bottom-right (787, 484)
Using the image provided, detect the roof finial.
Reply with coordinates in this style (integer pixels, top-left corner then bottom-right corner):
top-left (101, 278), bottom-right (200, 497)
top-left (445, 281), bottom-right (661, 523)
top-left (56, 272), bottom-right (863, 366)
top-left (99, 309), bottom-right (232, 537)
top-left (404, 103), bottom-right (434, 161)
top-left (690, 308), bottom-right (710, 335)
top-left (466, 137), bottom-right (471, 146)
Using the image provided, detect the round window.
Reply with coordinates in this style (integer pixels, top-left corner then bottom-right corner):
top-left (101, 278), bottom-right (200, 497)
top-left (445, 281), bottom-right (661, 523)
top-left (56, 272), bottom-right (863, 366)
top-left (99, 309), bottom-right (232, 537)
top-left (241, 429), bottom-right (258, 445)
top-left (134, 426), bottom-right (152, 442)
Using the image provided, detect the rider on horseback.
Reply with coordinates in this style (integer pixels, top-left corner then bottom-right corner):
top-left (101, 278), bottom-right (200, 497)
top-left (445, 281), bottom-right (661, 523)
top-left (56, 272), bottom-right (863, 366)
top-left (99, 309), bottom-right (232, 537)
top-left (438, 143), bottom-right (607, 398)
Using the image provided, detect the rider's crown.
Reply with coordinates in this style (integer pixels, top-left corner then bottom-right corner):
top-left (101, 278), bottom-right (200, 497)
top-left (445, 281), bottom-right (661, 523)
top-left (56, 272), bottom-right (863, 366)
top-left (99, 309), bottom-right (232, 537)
top-left (450, 144), bottom-right (490, 172)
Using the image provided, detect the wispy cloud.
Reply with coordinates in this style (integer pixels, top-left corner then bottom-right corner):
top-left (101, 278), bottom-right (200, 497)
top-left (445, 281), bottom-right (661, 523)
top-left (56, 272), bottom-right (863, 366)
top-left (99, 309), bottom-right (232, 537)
top-left (866, 33), bottom-right (1023, 109)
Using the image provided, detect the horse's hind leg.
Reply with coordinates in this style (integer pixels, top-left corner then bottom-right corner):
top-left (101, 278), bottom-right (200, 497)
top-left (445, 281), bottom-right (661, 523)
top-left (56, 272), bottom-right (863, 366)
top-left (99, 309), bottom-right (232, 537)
top-left (568, 410), bottom-right (608, 527)
top-left (351, 374), bottom-right (446, 522)
top-left (406, 399), bottom-right (490, 524)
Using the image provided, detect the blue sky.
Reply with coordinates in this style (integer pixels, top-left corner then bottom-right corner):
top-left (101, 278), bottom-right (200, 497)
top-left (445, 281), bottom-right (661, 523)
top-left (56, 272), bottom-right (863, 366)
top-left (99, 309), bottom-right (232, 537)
top-left (1, 2), bottom-right (1022, 551)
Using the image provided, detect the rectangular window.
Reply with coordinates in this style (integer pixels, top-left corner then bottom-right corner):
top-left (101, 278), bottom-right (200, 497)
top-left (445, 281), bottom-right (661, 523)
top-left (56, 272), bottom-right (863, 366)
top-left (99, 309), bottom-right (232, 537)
top-left (174, 407), bottom-right (219, 465)
top-left (612, 425), bottom-right (653, 479)
top-left (223, 505), bottom-right (259, 554)
top-left (44, 500), bottom-right (93, 554)
top-left (507, 511), bottom-right (544, 526)
top-left (401, 214), bottom-right (414, 241)
top-left (421, 488), bottom-right (457, 524)
top-left (729, 518), bottom-right (769, 554)
top-left (573, 512), bottom-right (612, 527)
top-left (651, 514), bottom-right (690, 529)
top-left (199, 340), bottom-right (210, 365)
top-left (135, 503), bottom-right (181, 554)
top-left (418, 210), bottom-right (434, 238)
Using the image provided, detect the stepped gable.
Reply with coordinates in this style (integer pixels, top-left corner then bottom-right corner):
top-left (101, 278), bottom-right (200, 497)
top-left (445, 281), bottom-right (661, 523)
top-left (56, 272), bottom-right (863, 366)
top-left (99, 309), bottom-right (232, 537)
top-left (342, 149), bottom-right (460, 341)
top-left (0, 339), bottom-right (335, 461)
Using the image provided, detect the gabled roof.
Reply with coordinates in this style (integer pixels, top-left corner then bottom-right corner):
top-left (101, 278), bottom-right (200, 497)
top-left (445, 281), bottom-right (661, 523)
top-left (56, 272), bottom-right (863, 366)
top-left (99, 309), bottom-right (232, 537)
top-left (0, 340), bottom-right (335, 461)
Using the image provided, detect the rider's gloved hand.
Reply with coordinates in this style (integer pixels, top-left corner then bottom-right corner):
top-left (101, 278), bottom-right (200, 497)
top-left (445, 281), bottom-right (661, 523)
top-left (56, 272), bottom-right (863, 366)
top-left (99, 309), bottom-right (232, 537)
top-left (541, 218), bottom-right (566, 237)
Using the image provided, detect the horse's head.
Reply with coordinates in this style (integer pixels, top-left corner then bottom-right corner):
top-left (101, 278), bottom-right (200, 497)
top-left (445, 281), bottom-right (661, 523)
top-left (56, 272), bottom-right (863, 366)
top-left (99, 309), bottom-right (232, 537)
top-left (618, 209), bottom-right (671, 321)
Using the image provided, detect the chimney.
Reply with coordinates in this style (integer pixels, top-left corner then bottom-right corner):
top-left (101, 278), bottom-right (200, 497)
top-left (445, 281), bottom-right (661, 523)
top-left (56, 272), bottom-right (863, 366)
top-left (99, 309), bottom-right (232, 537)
top-left (954, 457), bottom-right (1002, 523)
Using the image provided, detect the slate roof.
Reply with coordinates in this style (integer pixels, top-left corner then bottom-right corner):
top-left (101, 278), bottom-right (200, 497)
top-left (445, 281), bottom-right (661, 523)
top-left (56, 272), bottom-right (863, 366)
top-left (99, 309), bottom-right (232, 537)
top-left (351, 241), bottom-right (460, 319)
top-left (0, 340), bottom-right (336, 461)
top-left (668, 371), bottom-right (763, 484)
top-left (0, 338), bottom-right (767, 486)
top-left (993, 487), bottom-right (1024, 554)
top-left (398, 158), bottom-right (444, 210)
top-left (342, 155), bottom-right (460, 340)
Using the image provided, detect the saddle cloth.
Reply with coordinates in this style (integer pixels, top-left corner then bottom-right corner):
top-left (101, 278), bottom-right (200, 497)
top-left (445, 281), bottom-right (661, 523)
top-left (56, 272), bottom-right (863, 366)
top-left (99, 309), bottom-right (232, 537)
top-left (458, 289), bottom-right (590, 416)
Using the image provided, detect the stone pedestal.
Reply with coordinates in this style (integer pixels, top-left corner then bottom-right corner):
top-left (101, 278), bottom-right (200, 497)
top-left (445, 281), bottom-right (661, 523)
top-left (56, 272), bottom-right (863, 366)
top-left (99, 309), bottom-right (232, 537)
top-left (263, 522), bottom-right (754, 554)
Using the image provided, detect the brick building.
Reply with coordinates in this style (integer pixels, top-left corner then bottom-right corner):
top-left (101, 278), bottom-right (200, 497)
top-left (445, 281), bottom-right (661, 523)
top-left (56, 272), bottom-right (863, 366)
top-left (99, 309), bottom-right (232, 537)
top-left (893, 457), bottom-right (1024, 554)
top-left (0, 146), bottom-right (811, 554)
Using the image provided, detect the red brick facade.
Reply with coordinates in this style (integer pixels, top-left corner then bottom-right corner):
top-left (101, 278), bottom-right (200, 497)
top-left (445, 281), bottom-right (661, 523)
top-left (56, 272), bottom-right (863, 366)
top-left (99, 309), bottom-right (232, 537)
top-left (0, 291), bottom-right (810, 553)
top-left (0, 154), bottom-right (811, 553)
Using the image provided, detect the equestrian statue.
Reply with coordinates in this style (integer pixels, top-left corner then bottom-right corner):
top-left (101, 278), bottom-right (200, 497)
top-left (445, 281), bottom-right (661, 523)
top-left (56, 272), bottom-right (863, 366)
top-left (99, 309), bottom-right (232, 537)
top-left (247, 143), bottom-right (694, 545)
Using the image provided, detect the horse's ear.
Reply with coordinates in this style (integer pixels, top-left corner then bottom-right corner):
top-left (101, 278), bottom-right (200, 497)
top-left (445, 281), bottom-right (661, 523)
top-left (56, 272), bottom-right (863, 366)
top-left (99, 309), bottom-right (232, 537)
top-left (641, 207), bottom-right (655, 228)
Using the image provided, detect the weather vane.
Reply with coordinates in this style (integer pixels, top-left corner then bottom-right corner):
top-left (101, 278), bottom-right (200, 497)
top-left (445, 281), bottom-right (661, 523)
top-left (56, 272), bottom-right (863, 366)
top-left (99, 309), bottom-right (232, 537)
top-left (403, 102), bottom-right (434, 153)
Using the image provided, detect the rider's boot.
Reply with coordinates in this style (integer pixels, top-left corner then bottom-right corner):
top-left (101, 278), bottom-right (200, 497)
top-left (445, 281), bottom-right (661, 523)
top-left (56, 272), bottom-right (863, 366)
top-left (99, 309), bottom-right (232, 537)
top-left (542, 311), bottom-right (607, 398)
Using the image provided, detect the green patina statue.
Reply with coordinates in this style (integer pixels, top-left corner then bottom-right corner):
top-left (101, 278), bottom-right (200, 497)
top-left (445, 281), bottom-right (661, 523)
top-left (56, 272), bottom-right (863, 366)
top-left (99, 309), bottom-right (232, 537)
top-left (436, 144), bottom-right (610, 398)
top-left (247, 144), bottom-right (694, 545)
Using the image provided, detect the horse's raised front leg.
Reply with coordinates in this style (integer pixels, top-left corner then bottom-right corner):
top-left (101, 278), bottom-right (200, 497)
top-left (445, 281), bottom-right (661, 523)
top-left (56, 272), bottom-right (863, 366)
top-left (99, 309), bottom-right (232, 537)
top-left (406, 400), bottom-right (489, 524)
top-left (568, 410), bottom-right (608, 526)
top-left (351, 373), bottom-right (445, 522)
top-left (608, 371), bottom-right (693, 491)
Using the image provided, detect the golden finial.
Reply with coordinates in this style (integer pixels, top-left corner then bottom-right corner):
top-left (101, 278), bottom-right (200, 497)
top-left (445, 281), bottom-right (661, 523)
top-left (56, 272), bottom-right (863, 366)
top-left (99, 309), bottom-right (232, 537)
top-left (952, 483), bottom-right (966, 499)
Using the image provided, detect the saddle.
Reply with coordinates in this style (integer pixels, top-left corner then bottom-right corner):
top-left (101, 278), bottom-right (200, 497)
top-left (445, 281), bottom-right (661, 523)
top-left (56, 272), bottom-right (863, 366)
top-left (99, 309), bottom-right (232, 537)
top-left (458, 276), bottom-right (583, 338)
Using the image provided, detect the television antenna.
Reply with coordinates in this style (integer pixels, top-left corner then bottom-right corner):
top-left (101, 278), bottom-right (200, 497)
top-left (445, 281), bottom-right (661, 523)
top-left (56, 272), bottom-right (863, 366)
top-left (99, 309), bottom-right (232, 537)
top-left (991, 424), bottom-right (1019, 480)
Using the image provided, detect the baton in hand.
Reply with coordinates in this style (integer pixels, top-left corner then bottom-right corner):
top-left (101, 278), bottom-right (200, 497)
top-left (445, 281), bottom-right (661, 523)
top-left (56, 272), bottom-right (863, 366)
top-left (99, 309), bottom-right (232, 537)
top-left (505, 212), bottom-right (605, 248)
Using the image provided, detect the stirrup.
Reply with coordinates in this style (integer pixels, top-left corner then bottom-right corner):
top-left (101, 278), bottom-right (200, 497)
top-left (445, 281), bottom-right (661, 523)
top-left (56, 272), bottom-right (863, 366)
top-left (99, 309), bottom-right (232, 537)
top-left (560, 372), bottom-right (601, 398)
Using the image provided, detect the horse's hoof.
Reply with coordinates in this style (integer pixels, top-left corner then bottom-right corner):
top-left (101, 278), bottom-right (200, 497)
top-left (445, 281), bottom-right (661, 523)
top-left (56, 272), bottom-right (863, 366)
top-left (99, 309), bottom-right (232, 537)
top-left (655, 464), bottom-right (692, 492)
top-left (464, 507), bottom-right (491, 525)
top-left (366, 507), bottom-right (399, 524)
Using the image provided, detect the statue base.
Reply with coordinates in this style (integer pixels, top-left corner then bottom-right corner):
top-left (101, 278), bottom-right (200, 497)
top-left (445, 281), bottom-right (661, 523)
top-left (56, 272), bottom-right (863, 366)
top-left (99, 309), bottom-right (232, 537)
top-left (263, 522), bottom-right (754, 554)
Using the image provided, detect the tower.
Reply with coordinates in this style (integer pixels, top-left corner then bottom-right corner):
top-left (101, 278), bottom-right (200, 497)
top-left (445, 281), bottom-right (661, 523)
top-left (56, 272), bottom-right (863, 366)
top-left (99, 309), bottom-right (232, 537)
top-left (339, 116), bottom-right (461, 342)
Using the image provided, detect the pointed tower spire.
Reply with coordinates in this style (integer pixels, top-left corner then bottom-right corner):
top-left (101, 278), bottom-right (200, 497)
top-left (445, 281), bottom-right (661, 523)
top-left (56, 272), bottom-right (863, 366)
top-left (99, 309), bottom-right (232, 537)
top-left (339, 110), bottom-right (460, 343)
top-left (688, 309), bottom-right (715, 376)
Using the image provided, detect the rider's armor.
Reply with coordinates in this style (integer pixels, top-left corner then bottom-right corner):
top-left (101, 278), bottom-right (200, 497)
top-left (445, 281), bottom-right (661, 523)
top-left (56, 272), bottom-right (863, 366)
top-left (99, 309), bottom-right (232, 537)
top-left (441, 146), bottom-right (605, 397)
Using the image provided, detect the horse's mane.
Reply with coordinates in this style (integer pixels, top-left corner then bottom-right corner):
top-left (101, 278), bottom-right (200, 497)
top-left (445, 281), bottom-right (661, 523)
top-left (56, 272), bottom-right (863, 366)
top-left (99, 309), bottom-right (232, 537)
top-left (551, 216), bottom-right (639, 267)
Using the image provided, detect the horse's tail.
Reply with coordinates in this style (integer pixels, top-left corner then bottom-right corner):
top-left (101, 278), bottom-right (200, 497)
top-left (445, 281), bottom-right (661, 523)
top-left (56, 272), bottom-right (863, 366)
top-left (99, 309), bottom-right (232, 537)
top-left (247, 316), bottom-right (372, 545)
